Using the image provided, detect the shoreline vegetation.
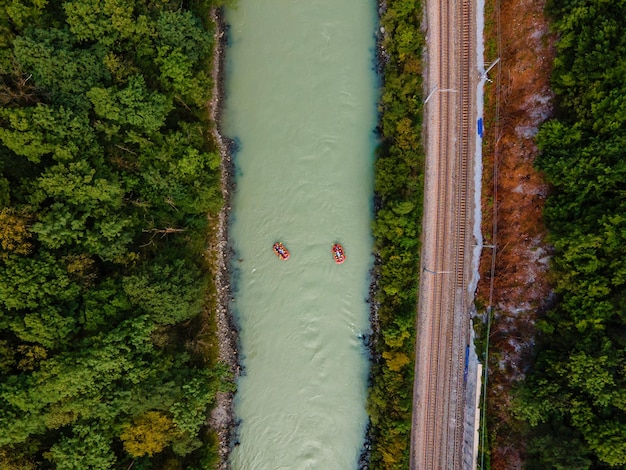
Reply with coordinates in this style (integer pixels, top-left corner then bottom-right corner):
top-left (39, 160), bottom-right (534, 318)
top-left (366, 0), bottom-right (424, 467)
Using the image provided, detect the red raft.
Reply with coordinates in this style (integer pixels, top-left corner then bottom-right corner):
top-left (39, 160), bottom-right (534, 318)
top-left (273, 242), bottom-right (290, 260)
top-left (332, 243), bottom-right (346, 264)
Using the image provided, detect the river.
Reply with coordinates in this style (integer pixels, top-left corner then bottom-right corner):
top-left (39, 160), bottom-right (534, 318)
top-left (222, 1), bottom-right (378, 468)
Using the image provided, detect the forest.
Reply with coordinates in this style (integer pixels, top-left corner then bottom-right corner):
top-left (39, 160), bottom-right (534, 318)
top-left (515, 0), bottom-right (626, 468)
top-left (0, 1), bottom-right (233, 468)
top-left (367, 0), bottom-right (424, 468)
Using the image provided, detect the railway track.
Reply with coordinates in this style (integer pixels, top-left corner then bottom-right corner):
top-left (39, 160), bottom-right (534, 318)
top-left (410, 0), bottom-right (475, 468)
top-left (453, 0), bottom-right (473, 467)
top-left (422, 0), bottom-right (452, 467)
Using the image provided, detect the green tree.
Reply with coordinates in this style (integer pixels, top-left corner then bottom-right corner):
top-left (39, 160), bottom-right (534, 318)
top-left (87, 74), bottom-right (172, 134)
top-left (27, 160), bottom-right (135, 259)
top-left (63, 0), bottom-right (147, 47)
top-left (45, 424), bottom-right (116, 469)
top-left (0, 104), bottom-right (98, 163)
top-left (123, 258), bottom-right (206, 325)
top-left (3, 0), bottom-right (49, 30)
top-left (13, 28), bottom-right (109, 110)
top-left (0, 251), bottom-right (79, 310)
top-left (155, 10), bottom-right (212, 63)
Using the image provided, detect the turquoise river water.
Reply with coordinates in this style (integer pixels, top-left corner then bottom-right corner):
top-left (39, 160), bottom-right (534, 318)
top-left (223, 1), bottom-right (378, 468)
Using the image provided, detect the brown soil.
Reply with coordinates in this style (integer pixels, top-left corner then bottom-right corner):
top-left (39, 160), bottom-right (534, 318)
top-left (477, 0), bottom-right (556, 467)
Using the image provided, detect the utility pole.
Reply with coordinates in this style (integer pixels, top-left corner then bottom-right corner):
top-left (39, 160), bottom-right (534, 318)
top-left (480, 58), bottom-right (500, 81)
top-left (424, 86), bottom-right (459, 104)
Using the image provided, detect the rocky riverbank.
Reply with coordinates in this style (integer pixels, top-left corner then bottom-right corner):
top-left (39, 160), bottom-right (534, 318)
top-left (207, 7), bottom-right (239, 470)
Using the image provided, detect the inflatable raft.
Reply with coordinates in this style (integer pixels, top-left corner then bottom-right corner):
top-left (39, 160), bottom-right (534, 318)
top-left (273, 242), bottom-right (290, 260)
top-left (332, 243), bottom-right (346, 264)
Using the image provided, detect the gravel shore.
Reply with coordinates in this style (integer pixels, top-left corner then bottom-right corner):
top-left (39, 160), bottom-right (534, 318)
top-left (207, 7), bottom-right (239, 470)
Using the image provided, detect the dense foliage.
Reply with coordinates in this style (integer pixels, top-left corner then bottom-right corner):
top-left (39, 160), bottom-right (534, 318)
top-left (516, 0), bottom-right (626, 467)
top-left (0, 1), bottom-right (233, 468)
top-left (368, 0), bottom-right (424, 468)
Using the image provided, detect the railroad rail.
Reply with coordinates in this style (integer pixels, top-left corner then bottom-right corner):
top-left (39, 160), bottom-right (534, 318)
top-left (410, 0), bottom-right (476, 468)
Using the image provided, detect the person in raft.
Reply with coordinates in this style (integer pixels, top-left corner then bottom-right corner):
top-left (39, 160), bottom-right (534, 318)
top-left (333, 244), bottom-right (346, 263)
top-left (273, 242), bottom-right (290, 260)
